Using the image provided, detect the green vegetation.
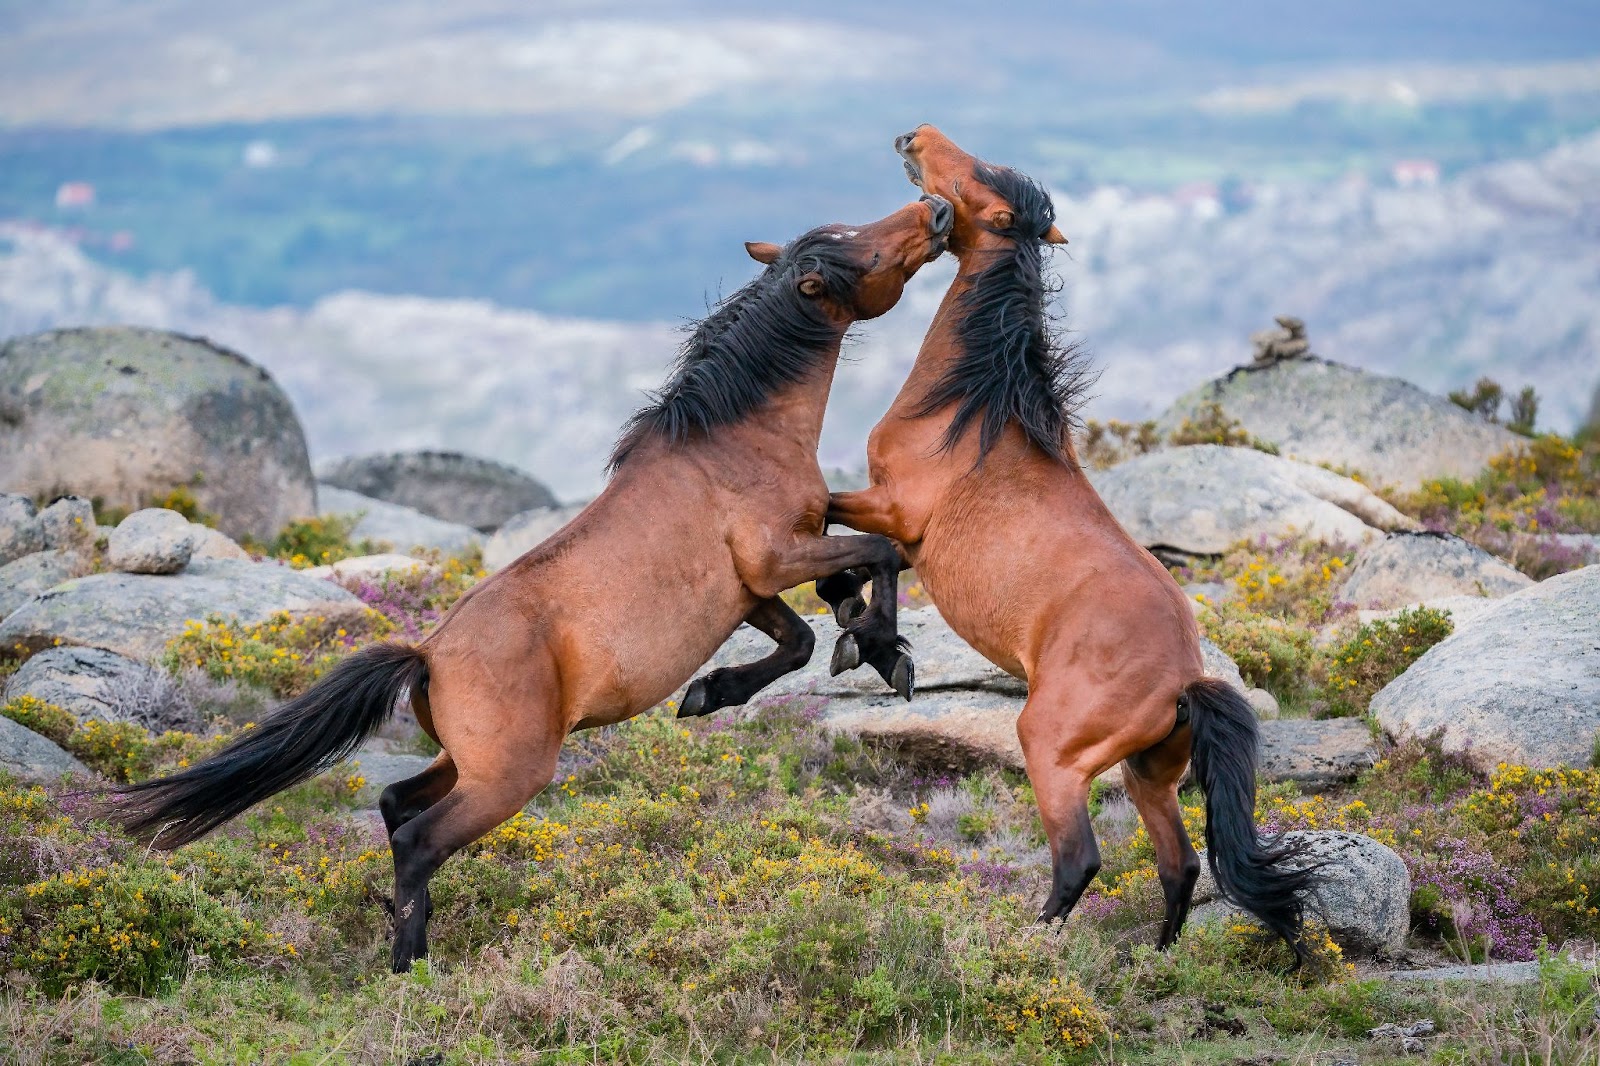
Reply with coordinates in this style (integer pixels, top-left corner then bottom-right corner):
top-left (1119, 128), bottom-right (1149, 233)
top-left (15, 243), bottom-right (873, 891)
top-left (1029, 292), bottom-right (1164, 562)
top-left (1320, 607), bottom-right (1454, 719)
top-left (7, 698), bottom-right (1600, 1062)
top-left (3, 439), bottom-right (1598, 1061)
top-left (242, 513), bottom-right (382, 569)
top-left (1386, 434), bottom-right (1600, 579)
top-left (1166, 401), bottom-right (1280, 455)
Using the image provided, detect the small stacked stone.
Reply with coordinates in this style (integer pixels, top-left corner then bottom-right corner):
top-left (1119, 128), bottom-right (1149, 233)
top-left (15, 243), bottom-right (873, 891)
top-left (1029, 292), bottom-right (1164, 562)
top-left (1250, 315), bottom-right (1311, 363)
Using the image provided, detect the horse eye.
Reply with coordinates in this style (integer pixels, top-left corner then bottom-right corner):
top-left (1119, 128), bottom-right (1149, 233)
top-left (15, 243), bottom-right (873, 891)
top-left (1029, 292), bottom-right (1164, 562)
top-left (871, 252), bottom-right (881, 268)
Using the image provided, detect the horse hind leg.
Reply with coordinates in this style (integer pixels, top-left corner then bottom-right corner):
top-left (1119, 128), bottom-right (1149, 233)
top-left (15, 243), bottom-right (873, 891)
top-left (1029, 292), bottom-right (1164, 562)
top-left (378, 751), bottom-right (457, 841)
top-left (1123, 728), bottom-right (1202, 949)
top-left (679, 598), bottom-right (815, 718)
top-left (1018, 694), bottom-right (1103, 922)
top-left (388, 689), bottom-right (563, 973)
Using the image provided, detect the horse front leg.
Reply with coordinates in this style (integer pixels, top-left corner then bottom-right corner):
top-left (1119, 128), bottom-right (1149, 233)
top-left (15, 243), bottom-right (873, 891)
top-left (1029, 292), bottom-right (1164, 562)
top-left (678, 597), bottom-right (816, 718)
top-left (755, 532), bottom-right (913, 701)
top-left (818, 487), bottom-right (915, 629)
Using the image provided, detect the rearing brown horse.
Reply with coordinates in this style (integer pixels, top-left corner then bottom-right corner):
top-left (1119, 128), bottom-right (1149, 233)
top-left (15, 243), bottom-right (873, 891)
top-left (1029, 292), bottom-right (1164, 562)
top-left (817, 128), bottom-right (1314, 960)
top-left (107, 195), bottom-right (953, 972)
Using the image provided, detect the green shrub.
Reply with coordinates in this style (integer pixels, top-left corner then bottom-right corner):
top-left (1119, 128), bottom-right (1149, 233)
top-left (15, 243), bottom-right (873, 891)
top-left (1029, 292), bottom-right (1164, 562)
top-left (246, 513), bottom-right (382, 568)
top-left (162, 609), bottom-right (393, 699)
top-left (1198, 602), bottom-right (1318, 697)
top-left (1168, 401), bottom-right (1280, 454)
top-left (3, 862), bottom-right (274, 995)
top-left (0, 696), bottom-right (193, 783)
top-left (1318, 606), bottom-right (1453, 718)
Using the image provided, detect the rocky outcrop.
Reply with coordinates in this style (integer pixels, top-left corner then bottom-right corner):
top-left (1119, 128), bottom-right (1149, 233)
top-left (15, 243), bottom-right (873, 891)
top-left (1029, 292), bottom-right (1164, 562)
top-left (1371, 565), bottom-right (1600, 771)
top-left (483, 503), bottom-right (587, 571)
top-left (1194, 830), bottom-right (1410, 956)
top-left (0, 715), bottom-right (89, 782)
top-left (0, 493), bottom-right (45, 566)
top-left (1087, 445), bottom-right (1417, 556)
top-left (316, 450), bottom-right (557, 532)
top-left (1157, 357), bottom-right (1519, 490)
top-left (0, 327), bottom-right (315, 541)
top-left (4, 646), bottom-right (197, 732)
top-left (302, 554), bottom-right (435, 581)
top-left (107, 508), bottom-right (195, 575)
top-left (187, 524), bottom-right (251, 561)
top-left (0, 558), bottom-right (362, 661)
top-left (1338, 532), bottom-right (1532, 610)
top-left (0, 549), bottom-right (76, 622)
top-left (36, 496), bottom-right (96, 553)
top-left (317, 485), bottom-right (479, 555)
top-left (1257, 718), bottom-right (1378, 791)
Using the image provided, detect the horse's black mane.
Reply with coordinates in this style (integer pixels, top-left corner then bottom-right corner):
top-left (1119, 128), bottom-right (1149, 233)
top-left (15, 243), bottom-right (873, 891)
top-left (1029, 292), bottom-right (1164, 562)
top-left (609, 228), bottom-right (868, 470)
top-left (914, 162), bottom-right (1092, 465)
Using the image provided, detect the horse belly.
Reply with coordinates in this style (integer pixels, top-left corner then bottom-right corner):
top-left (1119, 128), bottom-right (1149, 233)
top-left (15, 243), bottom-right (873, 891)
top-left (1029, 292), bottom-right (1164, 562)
top-left (912, 543), bottom-right (1030, 680)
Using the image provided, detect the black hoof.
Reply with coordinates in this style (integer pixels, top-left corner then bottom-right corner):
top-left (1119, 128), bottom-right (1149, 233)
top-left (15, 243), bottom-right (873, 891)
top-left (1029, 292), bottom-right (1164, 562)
top-left (830, 633), bottom-right (861, 676)
top-left (679, 678), bottom-right (710, 718)
top-left (835, 595), bottom-right (867, 628)
top-left (890, 654), bottom-right (915, 702)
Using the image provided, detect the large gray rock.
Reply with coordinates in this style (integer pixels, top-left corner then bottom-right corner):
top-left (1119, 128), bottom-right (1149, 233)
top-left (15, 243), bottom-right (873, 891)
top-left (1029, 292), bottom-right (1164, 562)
top-left (187, 523), bottom-right (251, 561)
top-left (4, 646), bottom-right (196, 732)
top-left (483, 503), bottom-right (588, 572)
top-left (0, 558), bottom-right (361, 661)
top-left (1257, 718), bottom-right (1378, 791)
top-left (107, 507), bottom-right (195, 575)
top-left (699, 606), bottom-right (1250, 774)
top-left (0, 549), bottom-right (76, 622)
top-left (1087, 445), bottom-right (1417, 556)
top-left (316, 485), bottom-right (479, 555)
top-left (0, 327), bottom-right (315, 541)
top-left (0, 493), bottom-right (44, 566)
top-left (36, 496), bottom-right (97, 552)
top-left (1156, 357), bottom-right (1519, 489)
top-left (1371, 565), bottom-right (1600, 771)
top-left (1339, 532), bottom-right (1532, 609)
top-left (0, 714), bottom-right (89, 782)
top-left (1195, 830), bottom-right (1410, 956)
top-left (316, 450), bottom-right (556, 533)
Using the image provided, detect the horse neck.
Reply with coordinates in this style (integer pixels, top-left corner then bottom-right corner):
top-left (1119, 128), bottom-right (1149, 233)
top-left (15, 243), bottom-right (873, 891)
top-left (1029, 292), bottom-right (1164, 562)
top-left (894, 240), bottom-right (1000, 412)
top-left (756, 335), bottom-right (847, 452)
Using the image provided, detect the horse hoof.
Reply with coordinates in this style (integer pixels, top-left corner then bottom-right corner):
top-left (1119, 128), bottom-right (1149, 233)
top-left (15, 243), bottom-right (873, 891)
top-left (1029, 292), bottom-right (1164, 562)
top-left (679, 679), bottom-right (710, 718)
top-left (891, 654), bottom-right (915, 702)
top-left (830, 633), bottom-right (861, 675)
top-left (836, 596), bottom-right (867, 628)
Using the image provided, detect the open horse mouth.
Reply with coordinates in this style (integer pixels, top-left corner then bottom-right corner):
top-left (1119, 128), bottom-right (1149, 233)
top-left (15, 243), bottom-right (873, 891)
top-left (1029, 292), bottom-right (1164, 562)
top-left (896, 130), bottom-right (924, 188)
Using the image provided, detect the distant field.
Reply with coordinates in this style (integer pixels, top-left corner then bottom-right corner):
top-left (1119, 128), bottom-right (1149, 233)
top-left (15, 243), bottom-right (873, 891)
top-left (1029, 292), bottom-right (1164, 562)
top-left (2, 89), bottom-right (1597, 321)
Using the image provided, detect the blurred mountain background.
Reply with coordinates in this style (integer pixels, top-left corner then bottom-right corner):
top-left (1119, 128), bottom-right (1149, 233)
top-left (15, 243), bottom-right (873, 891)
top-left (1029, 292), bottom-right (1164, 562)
top-left (2, 0), bottom-right (1598, 497)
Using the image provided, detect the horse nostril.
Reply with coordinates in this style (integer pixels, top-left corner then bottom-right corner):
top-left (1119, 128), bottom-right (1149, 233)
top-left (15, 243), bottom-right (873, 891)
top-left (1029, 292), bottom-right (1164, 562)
top-left (922, 194), bottom-right (953, 235)
top-left (895, 131), bottom-right (917, 155)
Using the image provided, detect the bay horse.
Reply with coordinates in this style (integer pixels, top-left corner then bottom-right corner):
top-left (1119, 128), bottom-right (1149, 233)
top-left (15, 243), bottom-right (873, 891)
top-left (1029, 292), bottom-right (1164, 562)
top-left (815, 127), bottom-right (1315, 961)
top-left (107, 194), bottom-right (954, 972)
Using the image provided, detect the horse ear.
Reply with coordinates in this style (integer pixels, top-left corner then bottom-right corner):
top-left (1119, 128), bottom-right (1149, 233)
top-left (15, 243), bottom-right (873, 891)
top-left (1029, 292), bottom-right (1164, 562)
top-left (1043, 224), bottom-right (1069, 245)
top-left (745, 241), bottom-right (782, 264)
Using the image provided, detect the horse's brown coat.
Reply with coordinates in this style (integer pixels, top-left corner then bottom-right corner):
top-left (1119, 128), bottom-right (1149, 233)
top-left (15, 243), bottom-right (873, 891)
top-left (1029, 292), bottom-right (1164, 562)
top-left (828, 127), bottom-right (1209, 942)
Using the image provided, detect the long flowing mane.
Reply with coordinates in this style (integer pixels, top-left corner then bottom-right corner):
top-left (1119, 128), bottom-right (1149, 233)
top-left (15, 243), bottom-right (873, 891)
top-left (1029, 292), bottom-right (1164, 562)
top-left (914, 162), bottom-right (1092, 465)
top-left (609, 230), bottom-right (867, 470)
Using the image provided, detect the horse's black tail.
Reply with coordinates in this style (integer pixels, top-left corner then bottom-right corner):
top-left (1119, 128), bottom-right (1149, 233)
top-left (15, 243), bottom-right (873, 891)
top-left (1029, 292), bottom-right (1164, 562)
top-left (107, 641), bottom-right (426, 848)
top-left (1185, 676), bottom-right (1318, 965)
